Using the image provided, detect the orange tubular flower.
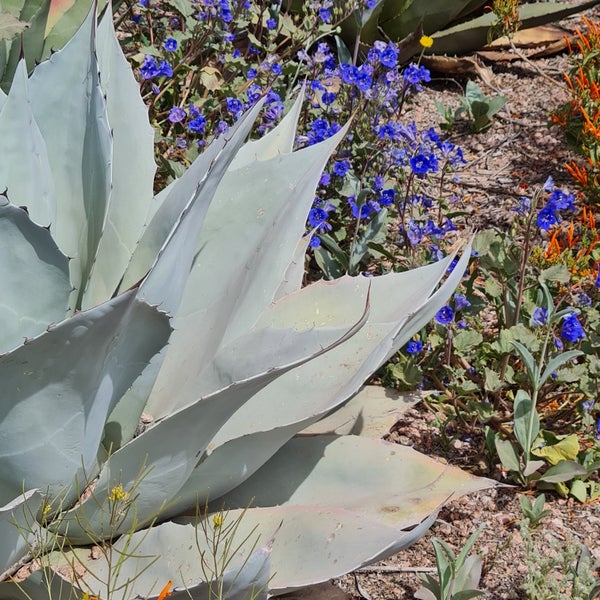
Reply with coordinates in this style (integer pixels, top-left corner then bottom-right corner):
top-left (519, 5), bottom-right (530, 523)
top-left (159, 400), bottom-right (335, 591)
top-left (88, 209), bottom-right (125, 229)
top-left (545, 228), bottom-right (562, 260)
top-left (565, 161), bottom-right (589, 186)
top-left (158, 581), bottom-right (173, 600)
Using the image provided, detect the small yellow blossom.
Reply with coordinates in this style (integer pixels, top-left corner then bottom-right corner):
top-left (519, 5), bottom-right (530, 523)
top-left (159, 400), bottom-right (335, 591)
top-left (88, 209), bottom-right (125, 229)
top-left (419, 35), bottom-right (434, 48)
top-left (212, 513), bottom-right (224, 529)
top-left (108, 483), bottom-right (129, 502)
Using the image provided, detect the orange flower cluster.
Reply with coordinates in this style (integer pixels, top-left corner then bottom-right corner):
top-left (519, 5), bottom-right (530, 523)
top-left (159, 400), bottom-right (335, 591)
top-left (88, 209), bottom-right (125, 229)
top-left (544, 205), bottom-right (599, 280)
top-left (555, 17), bottom-right (600, 204)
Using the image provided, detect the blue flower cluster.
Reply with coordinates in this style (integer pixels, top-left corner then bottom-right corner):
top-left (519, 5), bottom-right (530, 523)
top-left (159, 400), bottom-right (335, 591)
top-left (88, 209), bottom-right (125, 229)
top-left (140, 55), bottom-right (173, 79)
top-left (535, 177), bottom-right (576, 230)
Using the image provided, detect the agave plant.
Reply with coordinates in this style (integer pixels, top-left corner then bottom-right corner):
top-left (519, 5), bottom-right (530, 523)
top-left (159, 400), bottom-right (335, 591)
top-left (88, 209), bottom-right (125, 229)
top-left (0, 0), bottom-right (100, 91)
top-left (314, 0), bottom-right (600, 59)
top-left (0, 6), bottom-right (495, 599)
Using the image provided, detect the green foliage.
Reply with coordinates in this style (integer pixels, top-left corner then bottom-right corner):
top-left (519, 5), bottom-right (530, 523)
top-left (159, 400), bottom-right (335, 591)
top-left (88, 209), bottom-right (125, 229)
top-left (518, 493), bottom-right (552, 529)
top-left (437, 81), bottom-right (506, 133)
top-left (320, 0), bottom-right (600, 58)
top-left (520, 524), bottom-right (600, 600)
top-left (415, 525), bottom-right (485, 600)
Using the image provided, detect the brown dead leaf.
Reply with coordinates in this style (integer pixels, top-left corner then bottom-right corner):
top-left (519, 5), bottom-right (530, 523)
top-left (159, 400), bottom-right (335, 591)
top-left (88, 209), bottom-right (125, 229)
top-left (421, 55), bottom-right (494, 86)
top-left (477, 24), bottom-right (574, 61)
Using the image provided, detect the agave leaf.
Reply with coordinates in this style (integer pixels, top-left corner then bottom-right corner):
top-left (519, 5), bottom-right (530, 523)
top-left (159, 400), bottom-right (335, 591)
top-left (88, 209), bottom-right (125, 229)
top-left (28, 6), bottom-right (111, 309)
top-left (230, 85), bottom-right (304, 169)
top-left (0, 289), bottom-right (171, 505)
top-left (41, 0), bottom-right (93, 58)
top-left (0, 11), bottom-right (28, 41)
top-left (182, 507), bottom-right (438, 595)
top-left (378, 0), bottom-right (485, 40)
top-left (167, 248), bottom-right (470, 509)
top-left (45, 522), bottom-right (271, 600)
top-left (299, 385), bottom-right (424, 437)
top-left (0, 201), bottom-right (69, 353)
top-left (431, 0), bottom-right (600, 56)
top-left (0, 60), bottom-right (56, 227)
top-left (0, 490), bottom-right (41, 573)
top-left (216, 435), bottom-right (495, 529)
top-left (0, 568), bottom-right (84, 600)
top-left (213, 246), bottom-right (468, 443)
top-left (119, 97), bottom-right (266, 293)
top-left (272, 234), bottom-right (311, 301)
top-left (0, 0), bottom-right (50, 92)
top-left (80, 7), bottom-right (156, 309)
top-left (146, 125), bottom-right (349, 418)
top-left (60, 302), bottom-right (367, 542)
top-left (104, 100), bottom-right (267, 450)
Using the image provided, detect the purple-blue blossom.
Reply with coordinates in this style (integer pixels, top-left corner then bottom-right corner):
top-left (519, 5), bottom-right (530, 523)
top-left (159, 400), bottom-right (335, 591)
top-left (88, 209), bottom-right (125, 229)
top-left (163, 37), bottom-right (178, 52)
top-left (405, 340), bottom-right (423, 355)
top-left (560, 313), bottom-right (585, 343)
top-left (168, 106), bottom-right (186, 123)
top-left (435, 306), bottom-right (454, 325)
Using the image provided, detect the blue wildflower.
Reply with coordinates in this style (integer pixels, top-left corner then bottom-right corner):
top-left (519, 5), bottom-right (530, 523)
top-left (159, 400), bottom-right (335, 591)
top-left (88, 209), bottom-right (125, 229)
top-left (321, 91), bottom-right (336, 105)
top-left (453, 293), bottom-right (471, 311)
top-left (530, 306), bottom-right (548, 327)
top-left (435, 306), bottom-right (454, 325)
top-left (406, 340), bottom-right (423, 354)
top-left (187, 115), bottom-right (206, 133)
top-left (168, 106), bottom-right (186, 123)
top-left (225, 97), bottom-right (244, 117)
top-left (537, 206), bottom-right (557, 230)
top-left (308, 207), bottom-right (331, 232)
top-left (380, 43), bottom-right (398, 68)
top-left (561, 313), bottom-right (585, 343)
top-left (266, 17), bottom-right (277, 29)
top-left (140, 56), bottom-right (159, 79)
top-left (410, 153), bottom-right (436, 177)
top-left (333, 160), bottom-right (350, 177)
top-left (309, 235), bottom-right (321, 248)
top-left (380, 189), bottom-right (395, 206)
top-left (163, 37), bottom-right (178, 52)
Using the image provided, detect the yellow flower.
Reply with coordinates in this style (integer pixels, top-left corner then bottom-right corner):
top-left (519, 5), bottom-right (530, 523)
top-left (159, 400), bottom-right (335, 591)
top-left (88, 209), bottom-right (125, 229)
top-left (108, 483), bottom-right (129, 502)
top-left (212, 513), bottom-right (224, 529)
top-left (419, 35), bottom-right (434, 48)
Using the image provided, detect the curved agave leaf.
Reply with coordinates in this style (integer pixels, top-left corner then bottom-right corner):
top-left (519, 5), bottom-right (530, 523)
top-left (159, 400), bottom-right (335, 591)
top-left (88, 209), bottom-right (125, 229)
top-left (104, 99), bottom-right (268, 450)
top-left (299, 385), bottom-right (424, 437)
top-left (163, 248), bottom-right (469, 512)
top-left (28, 6), bottom-right (111, 310)
top-left (44, 522), bottom-right (270, 600)
top-left (217, 435), bottom-right (495, 527)
top-left (430, 0), bottom-right (600, 56)
top-left (119, 98), bottom-right (266, 294)
top-left (0, 490), bottom-right (42, 574)
top-left (81, 7), bottom-right (156, 309)
top-left (0, 289), bottom-right (171, 506)
top-left (0, 201), bottom-right (69, 353)
top-left (180, 506), bottom-right (438, 595)
top-left (378, 0), bottom-right (485, 40)
top-left (0, 60), bottom-right (55, 228)
top-left (59, 301), bottom-right (367, 542)
top-left (146, 125), bottom-right (349, 418)
top-left (168, 247), bottom-right (470, 509)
